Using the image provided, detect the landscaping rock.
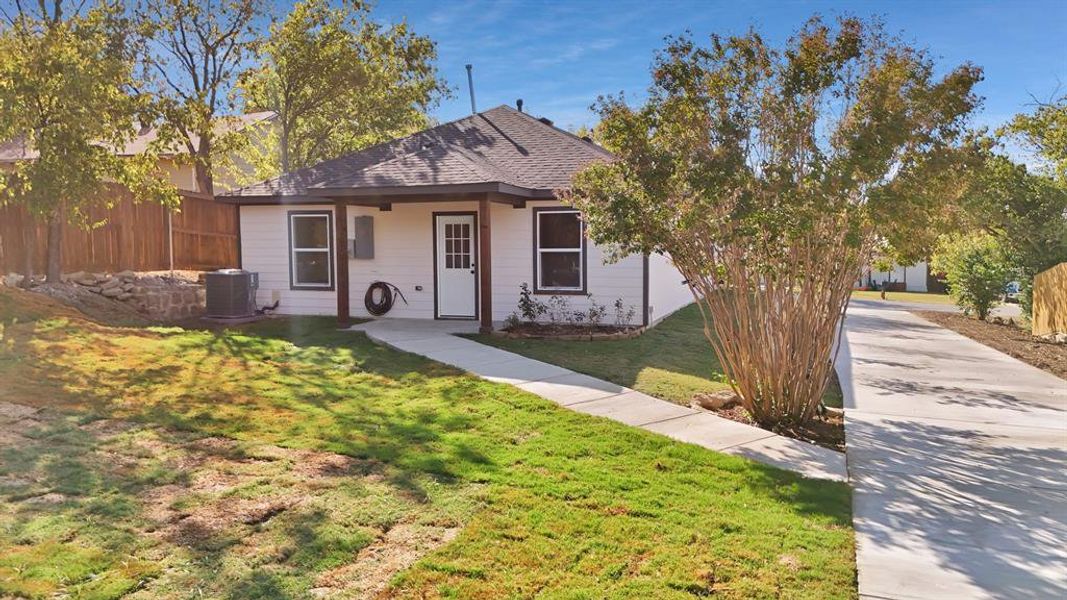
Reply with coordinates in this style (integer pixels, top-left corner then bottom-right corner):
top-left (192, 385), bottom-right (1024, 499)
top-left (116, 270), bottom-right (137, 280)
top-left (101, 287), bottom-right (124, 298)
top-left (691, 390), bottom-right (741, 410)
top-left (73, 275), bottom-right (98, 286)
top-left (100, 278), bottom-right (122, 290)
top-left (1055, 333), bottom-right (1067, 344)
top-left (2, 273), bottom-right (24, 287)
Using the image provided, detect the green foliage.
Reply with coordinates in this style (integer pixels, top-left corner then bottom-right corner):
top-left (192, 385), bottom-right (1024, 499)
top-left (1003, 95), bottom-right (1067, 182)
top-left (930, 233), bottom-right (1013, 320)
top-left (136, 0), bottom-right (268, 193)
top-left (564, 17), bottom-right (982, 425)
top-left (233, 0), bottom-right (448, 180)
top-left (0, 0), bottom-right (178, 277)
top-left (960, 154), bottom-right (1067, 316)
top-left (0, 1), bottom-right (177, 221)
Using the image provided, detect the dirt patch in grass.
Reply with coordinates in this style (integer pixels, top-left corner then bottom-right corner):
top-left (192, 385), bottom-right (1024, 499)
top-left (0, 404), bottom-right (457, 598)
top-left (915, 310), bottom-right (1067, 380)
top-left (313, 523), bottom-right (460, 598)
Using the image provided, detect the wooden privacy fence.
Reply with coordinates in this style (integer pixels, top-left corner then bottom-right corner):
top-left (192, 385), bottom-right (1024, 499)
top-left (1033, 262), bottom-right (1067, 336)
top-left (0, 186), bottom-right (239, 274)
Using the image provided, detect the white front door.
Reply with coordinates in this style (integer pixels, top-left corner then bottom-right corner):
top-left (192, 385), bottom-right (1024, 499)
top-left (435, 214), bottom-right (477, 318)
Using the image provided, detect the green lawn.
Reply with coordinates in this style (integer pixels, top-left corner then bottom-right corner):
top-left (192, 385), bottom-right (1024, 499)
top-left (471, 304), bottom-right (844, 409)
top-left (851, 290), bottom-right (954, 305)
top-left (0, 289), bottom-right (854, 598)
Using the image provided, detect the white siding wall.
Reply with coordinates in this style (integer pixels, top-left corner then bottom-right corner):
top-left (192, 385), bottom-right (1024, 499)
top-left (491, 200), bottom-right (644, 325)
top-left (647, 252), bottom-right (693, 324)
top-left (239, 199), bottom-right (645, 324)
top-left (865, 261), bottom-right (929, 292)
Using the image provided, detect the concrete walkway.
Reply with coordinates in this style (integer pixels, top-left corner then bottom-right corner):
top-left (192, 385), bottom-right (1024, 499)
top-left (837, 307), bottom-right (1067, 599)
top-left (352, 318), bottom-right (846, 481)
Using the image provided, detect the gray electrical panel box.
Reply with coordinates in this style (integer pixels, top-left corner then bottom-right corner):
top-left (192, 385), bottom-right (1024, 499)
top-left (350, 216), bottom-right (374, 259)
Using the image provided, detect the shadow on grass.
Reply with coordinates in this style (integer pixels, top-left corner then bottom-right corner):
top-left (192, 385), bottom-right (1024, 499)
top-left (1, 298), bottom-right (854, 597)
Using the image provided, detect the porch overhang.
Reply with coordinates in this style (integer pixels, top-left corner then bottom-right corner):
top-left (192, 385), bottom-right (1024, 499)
top-left (218, 182), bottom-right (557, 207)
top-left (325, 190), bottom-right (510, 333)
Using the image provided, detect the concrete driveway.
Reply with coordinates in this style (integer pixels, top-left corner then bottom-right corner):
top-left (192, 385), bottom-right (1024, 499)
top-left (837, 306), bottom-right (1067, 599)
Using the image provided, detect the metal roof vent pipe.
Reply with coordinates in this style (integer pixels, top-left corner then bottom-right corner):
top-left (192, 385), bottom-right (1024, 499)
top-left (465, 64), bottom-right (477, 114)
top-left (516, 99), bottom-right (524, 113)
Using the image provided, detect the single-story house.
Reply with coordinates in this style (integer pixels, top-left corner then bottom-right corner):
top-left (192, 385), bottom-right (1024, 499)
top-left (858, 260), bottom-right (940, 293)
top-left (220, 104), bottom-right (691, 332)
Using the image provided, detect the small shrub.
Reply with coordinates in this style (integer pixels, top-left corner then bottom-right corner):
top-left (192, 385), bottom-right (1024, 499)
top-left (931, 233), bottom-right (1013, 320)
top-left (613, 298), bottom-right (636, 326)
top-left (517, 283), bottom-right (546, 323)
top-left (586, 296), bottom-right (607, 327)
top-left (504, 312), bottom-right (522, 330)
top-left (546, 295), bottom-right (571, 324)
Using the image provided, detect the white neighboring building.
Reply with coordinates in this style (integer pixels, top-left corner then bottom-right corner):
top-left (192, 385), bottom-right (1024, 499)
top-left (859, 261), bottom-right (932, 292)
top-left (222, 105), bottom-right (691, 331)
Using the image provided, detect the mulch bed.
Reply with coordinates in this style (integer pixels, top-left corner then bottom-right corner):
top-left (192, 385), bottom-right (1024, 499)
top-left (707, 404), bottom-right (845, 453)
top-left (915, 310), bottom-right (1067, 380)
top-left (496, 323), bottom-right (644, 340)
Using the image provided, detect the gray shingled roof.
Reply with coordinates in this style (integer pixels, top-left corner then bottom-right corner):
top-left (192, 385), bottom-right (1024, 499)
top-left (221, 104), bottom-right (613, 201)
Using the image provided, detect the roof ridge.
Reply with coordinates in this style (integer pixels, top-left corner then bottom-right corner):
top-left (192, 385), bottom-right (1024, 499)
top-left (506, 106), bottom-right (615, 160)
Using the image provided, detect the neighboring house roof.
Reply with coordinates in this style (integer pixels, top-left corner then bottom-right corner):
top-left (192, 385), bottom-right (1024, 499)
top-left (220, 104), bottom-right (614, 202)
top-left (0, 111), bottom-right (275, 163)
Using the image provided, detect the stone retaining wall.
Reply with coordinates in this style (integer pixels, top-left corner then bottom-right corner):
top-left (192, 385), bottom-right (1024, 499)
top-left (2, 270), bottom-right (205, 320)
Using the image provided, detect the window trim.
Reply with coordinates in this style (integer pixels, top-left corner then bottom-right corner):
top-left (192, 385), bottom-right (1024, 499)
top-left (532, 207), bottom-right (587, 295)
top-left (287, 210), bottom-right (335, 291)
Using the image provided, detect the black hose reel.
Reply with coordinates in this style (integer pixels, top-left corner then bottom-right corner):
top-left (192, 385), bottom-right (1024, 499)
top-left (364, 281), bottom-right (408, 316)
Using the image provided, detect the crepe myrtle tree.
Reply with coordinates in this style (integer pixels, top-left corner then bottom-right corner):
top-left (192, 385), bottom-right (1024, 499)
top-left (563, 17), bottom-right (983, 427)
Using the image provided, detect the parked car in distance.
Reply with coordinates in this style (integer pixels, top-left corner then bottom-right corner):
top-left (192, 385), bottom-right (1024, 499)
top-left (1004, 281), bottom-right (1021, 303)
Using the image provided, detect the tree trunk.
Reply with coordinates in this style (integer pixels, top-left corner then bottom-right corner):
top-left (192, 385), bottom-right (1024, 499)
top-left (279, 123), bottom-right (290, 174)
top-left (195, 136), bottom-right (214, 196)
top-left (45, 210), bottom-right (63, 283)
top-left (20, 221), bottom-right (35, 288)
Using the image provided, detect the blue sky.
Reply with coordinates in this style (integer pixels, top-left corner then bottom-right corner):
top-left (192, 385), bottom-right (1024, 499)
top-left (367, 0), bottom-right (1067, 134)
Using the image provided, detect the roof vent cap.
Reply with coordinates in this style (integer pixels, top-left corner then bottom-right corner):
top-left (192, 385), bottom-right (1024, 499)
top-left (537, 116), bottom-right (553, 126)
top-left (516, 99), bottom-right (524, 112)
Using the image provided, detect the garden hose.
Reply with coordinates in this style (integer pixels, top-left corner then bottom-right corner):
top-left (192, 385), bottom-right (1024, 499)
top-left (364, 281), bottom-right (408, 316)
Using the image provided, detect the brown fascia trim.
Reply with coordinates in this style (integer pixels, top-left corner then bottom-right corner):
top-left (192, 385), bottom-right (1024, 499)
top-left (219, 184), bottom-right (557, 206)
top-left (306, 182), bottom-right (556, 199)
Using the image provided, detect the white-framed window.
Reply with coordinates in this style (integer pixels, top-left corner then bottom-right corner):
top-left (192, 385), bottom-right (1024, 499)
top-left (534, 208), bottom-right (585, 293)
top-left (288, 211), bottom-right (333, 290)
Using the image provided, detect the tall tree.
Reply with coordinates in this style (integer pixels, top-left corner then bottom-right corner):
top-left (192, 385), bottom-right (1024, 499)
top-left (564, 18), bottom-right (982, 426)
top-left (234, 0), bottom-right (448, 179)
top-left (960, 153), bottom-right (1067, 316)
top-left (0, 0), bottom-right (177, 282)
top-left (137, 0), bottom-right (266, 194)
top-left (1004, 94), bottom-right (1067, 182)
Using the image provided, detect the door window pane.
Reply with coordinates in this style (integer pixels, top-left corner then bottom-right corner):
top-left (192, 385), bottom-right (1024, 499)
top-left (443, 218), bottom-right (472, 271)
